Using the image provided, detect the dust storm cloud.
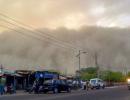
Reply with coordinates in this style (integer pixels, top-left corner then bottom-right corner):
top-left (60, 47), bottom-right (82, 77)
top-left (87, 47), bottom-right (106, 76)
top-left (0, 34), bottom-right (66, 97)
top-left (0, 26), bottom-right (130, 74)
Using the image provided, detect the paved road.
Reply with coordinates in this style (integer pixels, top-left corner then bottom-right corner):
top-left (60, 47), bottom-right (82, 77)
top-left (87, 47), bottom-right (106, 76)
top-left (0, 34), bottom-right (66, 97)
top-left (0, 86), bottom-right (130, 100)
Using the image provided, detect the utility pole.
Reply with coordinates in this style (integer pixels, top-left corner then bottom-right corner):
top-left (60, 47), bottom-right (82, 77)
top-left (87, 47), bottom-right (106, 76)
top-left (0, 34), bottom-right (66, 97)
top-left (64, 68), bottom-right (67, 76)
top-left (78, 50), bottom-right (81, 71)
top-left (0, 64), bottom-right (3, 73)
top-left (94, 52), bottom-right (99, 78)
top-left (76, 50), bottom-right (88, 77)
top-left (108, 65), bottom-right (111, 86)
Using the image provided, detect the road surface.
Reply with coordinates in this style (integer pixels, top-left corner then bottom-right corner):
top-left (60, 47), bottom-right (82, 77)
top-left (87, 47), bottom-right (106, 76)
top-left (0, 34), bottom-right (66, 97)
top-left (0, 86), bottom-right (130, 100)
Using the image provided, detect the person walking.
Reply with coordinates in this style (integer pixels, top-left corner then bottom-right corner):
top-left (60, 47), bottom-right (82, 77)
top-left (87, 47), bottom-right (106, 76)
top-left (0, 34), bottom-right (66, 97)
top-left (86, 81), bottom-right (89, 91)
top-left (29, 80), bottom-right (36, 93)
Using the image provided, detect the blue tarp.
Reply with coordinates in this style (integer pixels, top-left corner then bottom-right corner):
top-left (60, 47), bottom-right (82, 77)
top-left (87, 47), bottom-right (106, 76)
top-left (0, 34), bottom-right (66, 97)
top-left (44, 73), bottom-right (58, 79)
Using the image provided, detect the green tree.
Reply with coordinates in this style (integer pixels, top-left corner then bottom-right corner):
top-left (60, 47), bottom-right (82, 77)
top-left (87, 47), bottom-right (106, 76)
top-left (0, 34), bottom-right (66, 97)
top-left (127, 72), bottom-right (130, 77)
top-left (100, 70), bottom-right (124, 82)
top-left (80, 67), bottom-right (97, 80)
top-left (80, 67), bottom-right (125, 82)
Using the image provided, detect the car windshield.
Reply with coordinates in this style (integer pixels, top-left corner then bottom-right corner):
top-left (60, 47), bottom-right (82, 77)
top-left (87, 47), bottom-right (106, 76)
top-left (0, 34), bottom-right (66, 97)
top-left (90, 80), bottom-right (96, 84)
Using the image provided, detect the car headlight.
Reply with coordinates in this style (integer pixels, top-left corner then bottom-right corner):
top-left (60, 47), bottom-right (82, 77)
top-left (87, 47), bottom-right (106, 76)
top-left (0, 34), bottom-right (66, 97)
top-left (127, 79), bottom-right (130, 82)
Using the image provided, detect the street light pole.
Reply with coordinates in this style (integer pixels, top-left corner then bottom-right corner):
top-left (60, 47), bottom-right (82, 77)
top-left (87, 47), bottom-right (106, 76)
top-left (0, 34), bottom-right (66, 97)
top-left (76, 50), bottom-right (88, 72)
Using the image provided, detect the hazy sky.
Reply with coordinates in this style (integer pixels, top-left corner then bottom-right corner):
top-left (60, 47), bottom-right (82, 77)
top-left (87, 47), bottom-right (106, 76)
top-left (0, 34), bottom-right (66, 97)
top-left (0, 0), bottom-right (130, 30)
top-left (0, 0), bottom-right (130, 73)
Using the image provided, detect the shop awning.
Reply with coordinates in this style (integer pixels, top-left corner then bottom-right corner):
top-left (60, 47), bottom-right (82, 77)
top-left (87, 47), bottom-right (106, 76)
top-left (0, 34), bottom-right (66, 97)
top-left (0, 69), bottom-right (21, 76)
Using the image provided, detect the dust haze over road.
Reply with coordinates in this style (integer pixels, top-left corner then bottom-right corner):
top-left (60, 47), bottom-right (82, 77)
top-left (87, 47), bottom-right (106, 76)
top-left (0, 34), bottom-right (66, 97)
top-left (0, 26), bottom-right (130, 74)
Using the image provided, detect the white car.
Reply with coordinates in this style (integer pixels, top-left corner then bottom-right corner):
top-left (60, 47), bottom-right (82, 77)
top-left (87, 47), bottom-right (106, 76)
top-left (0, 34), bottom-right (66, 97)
top-left (89, 78), bottom-right (105, 89)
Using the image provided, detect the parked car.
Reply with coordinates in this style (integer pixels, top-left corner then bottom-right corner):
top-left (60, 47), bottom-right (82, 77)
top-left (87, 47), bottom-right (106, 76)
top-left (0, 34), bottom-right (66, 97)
top-left (66, 80), bottom-right (73, 88)
top-left (72, 80), bottom-right (82, 89)
top-left (42, 79), bottom-right (71, 93)
top-left (89, 78), bottom-right (105, 89)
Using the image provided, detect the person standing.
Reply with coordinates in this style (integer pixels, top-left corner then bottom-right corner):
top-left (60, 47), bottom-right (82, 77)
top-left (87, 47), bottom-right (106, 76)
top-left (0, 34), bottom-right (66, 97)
top-left (82, 81), bottom-right (86, 90)
top-left (0, 78), bottom-right (2, 95)
top-left (0, 76), bottom-right (6, 95)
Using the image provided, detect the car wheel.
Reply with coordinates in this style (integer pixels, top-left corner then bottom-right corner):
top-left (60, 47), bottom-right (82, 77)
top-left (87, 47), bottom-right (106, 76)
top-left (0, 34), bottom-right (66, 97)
top-left (53, 88), bottom-right (58, 94)
top-left (91, 87), bottom-right (94, 90)
top-left (98, 85), bottom-right (101, 89)
top-left (43, 91), bottom-right (47, 94)
top-left (96, 85), bottom-right (100, 89)
top-left (67, 87), bottom-right (71, 93)
top-left (102, 85), bottom-right (105, 89)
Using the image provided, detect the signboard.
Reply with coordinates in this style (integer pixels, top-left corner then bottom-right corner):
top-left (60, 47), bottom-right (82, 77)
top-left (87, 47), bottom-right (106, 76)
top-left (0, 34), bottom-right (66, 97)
top-left (35, 72), bottom-right (59, 79)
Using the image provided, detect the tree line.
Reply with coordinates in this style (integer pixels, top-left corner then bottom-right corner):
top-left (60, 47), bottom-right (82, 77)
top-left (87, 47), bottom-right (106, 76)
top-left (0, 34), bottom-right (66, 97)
top-left (78, 67), bottom-right (128, 83)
